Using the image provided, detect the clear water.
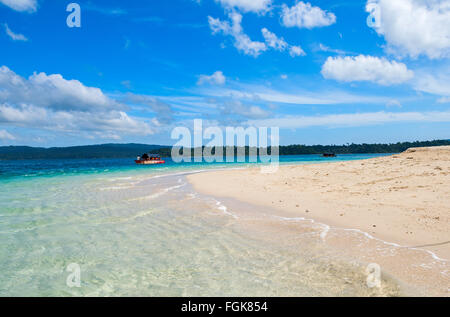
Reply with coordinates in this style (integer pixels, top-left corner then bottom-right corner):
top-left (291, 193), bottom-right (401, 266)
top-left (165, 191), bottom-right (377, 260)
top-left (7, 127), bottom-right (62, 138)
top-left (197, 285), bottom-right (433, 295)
top-left (1, 154), bottom-right (445, 296)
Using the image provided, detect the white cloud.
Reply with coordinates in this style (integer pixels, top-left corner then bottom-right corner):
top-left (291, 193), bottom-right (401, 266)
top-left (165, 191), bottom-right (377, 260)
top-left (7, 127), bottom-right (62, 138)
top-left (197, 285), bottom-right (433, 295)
top-left (215, 0), bottom-right (272, 14)
top-left (316, 43), bottom-right (348, 55)
top-left (386, 99), bottom-right (402, 108)
top-left (0, 66), bottom-right (154, 138)
top-left (247, 111), bottom-right (450, 129)
top-left (198, 71), bottom-right (226, 85)
top-left (289, 45), bottom-right (305, 57)
top-left (0, 0), bottom-right (37, 12)
top-left (0, 103), bottom-right (152, 137)
top-left (0, 129), bottom-right (15, 140)
top-left (413, 72), bottom-right (450, 97)
top-left (126, 93), bottom-right (175, 125)
top-left (197, 84), bottom-right (392, 105)
top-left (208, 15), bottom-right (304, 58)
top-left (261, 28), bottom-right (288, 51)
top-left (0, 66), bottom-right (121, 112)
top-left (208, 12), bottom-right (267, 57)
top-left (4, 24), bottom-right (28, 41)
top-left (366, 0), bottom-right (450, 59)
top-left (219, 100), bottom-right (270, 120)
top-left (261, 28), bottom-right (305, 57)
top-left (437, 97), bottom-right (450, 104)
top-left (321, 55), bottom-right (414, 85)
top-left (281, 1), bottom-right (336, 29)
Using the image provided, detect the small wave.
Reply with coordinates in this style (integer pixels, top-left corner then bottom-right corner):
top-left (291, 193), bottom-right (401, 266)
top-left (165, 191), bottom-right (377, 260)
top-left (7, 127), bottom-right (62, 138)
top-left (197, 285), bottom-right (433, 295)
top-left (275, 216), bottom-right (448, 262)
top-left (275, 216), bottom-right (330, 241)
top-left (186, 193), bottom-right (198, 199)
top-left (215, 201), bottom-right (238, 219)
top-left (107, 177), bottom-right (133, 182)
top-left (99, 185), bottom-right (136, 191)
top-left (147, 166), bottom-right (247, 180)
top-left (129, 183), bottom-right (186, 201)
top-left (342, 228), bottom-right (448, 262)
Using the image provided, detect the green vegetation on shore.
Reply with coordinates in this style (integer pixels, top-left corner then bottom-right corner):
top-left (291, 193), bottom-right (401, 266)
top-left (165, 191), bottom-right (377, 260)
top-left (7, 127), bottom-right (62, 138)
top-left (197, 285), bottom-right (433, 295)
top-left (0, 140), bottom-right (449, 160)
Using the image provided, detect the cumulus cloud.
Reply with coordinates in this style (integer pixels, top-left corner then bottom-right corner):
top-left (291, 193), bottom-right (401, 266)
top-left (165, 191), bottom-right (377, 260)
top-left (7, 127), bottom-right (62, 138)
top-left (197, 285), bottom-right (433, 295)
top-left (321, 55), bottom-right (414, 85)
top-left (0, 0), bottom-right (37, 12)
top-left (0, 66), bottom-right (154, 139)
top-left (366, 0), bottom-right (450, 59)
top-left (208, 12), bottom-right (267, 57)
top-left (281, 1), bottom-right (336, 29)
top-left (0, 66), bottom-right (121, 112)
top-left (0, 103), bottom-right (152, 137)
top-left (0, 129), bottom-right (15, 140)
top-left (215, 0), bottom-right (272, 14)
top-left (198, 71), bottom-right (226, 85)
top-left (4, 24), bottom-right (28, 41)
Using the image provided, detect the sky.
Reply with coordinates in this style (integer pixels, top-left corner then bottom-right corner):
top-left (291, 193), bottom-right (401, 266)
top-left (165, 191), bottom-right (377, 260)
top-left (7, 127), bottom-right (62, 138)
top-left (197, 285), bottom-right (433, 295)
top-left (0, 0), bottom-right (449, 147)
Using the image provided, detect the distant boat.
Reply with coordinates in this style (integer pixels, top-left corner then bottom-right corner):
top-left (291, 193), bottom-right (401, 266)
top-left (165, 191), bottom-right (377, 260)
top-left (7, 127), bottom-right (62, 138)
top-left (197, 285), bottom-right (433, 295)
top-left (135, 154), bottom-right (165, 165)
top-left (322, 153), bottom-right (336, 157)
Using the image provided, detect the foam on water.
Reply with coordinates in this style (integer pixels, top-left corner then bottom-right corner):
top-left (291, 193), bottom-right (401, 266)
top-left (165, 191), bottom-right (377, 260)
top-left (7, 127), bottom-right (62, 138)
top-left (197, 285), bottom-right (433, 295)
top-left (215, 201), bottom-right (239, 219)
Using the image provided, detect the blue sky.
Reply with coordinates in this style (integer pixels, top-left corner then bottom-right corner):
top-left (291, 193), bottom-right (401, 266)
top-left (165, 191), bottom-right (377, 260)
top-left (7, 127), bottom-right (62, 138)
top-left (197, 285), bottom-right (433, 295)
top-left (0, 0), bottom-right (449, 146)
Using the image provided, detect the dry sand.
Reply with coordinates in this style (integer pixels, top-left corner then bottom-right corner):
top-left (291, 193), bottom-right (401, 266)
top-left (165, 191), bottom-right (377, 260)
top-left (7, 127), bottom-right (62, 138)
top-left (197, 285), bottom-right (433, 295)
top-left (188, 146), bottom-right (450, 260)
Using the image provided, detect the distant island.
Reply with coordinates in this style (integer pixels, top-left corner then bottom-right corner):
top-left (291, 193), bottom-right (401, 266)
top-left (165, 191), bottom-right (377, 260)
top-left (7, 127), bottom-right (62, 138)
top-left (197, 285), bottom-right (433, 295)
top-left (1, 140), bottom-right (449, 160)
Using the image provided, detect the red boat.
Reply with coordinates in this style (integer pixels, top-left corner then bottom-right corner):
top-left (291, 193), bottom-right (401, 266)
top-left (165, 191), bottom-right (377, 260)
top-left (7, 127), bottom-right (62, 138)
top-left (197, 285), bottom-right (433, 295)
top-left (135, 154), bottom-right (165, 165)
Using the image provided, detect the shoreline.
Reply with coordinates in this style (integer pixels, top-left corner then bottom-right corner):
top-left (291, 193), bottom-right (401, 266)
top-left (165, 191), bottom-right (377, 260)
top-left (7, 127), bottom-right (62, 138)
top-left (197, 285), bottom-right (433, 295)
top-left (187, 146), bottom-right (450, 295)
top-left (188, 146), bottom-right (450, 259)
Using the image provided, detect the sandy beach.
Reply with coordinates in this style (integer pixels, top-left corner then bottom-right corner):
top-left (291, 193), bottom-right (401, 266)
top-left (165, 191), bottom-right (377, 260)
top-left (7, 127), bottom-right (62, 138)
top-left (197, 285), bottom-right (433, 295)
top-left (188, 146), bottom-right (450, 260)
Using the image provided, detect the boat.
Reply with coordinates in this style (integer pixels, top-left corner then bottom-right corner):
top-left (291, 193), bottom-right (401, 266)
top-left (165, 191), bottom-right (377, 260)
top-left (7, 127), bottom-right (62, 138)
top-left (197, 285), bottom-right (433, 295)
top-left (135, 153), bottom-right (165, 165)
top-left (322, 153), bottom-right (337, 157)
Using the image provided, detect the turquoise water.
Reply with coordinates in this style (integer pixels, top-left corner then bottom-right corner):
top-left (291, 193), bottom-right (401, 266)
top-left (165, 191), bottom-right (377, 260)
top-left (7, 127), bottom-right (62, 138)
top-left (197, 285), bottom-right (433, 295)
top-left (1, 154), bottom-right (414, 297)
top-left (0, 154), bottom-right (391, 181)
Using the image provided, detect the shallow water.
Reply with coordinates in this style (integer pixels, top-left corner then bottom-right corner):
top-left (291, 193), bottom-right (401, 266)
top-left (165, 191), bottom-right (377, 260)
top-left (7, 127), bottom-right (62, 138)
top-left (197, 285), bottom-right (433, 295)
top-left (1, 154), bottom-right (446, 296)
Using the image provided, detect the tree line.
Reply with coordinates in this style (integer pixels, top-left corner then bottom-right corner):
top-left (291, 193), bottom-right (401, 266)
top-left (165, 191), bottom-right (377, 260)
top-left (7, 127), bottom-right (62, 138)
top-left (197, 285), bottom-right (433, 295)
top-left (0, 140), bottom-right (448, 160)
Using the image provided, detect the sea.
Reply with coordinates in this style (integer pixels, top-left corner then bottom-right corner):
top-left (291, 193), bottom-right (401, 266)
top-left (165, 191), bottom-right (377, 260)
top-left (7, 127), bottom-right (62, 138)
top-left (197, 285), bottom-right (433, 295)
top-left (0, 154), bottom-right (447, 296)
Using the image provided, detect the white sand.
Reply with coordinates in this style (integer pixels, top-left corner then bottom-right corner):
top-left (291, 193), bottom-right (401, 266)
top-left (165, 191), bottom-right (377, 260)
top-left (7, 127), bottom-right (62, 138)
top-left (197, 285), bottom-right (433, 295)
top-left (188, 146), bottom-right (450, 259)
